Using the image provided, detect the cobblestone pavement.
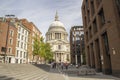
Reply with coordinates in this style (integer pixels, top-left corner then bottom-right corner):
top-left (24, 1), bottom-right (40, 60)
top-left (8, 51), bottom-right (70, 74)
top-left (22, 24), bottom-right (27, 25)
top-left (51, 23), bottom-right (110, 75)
top-left (0, 63), bottom-right (49, 80)
top-left (0, 63), bottom-right (120, 80)
top-left (58, 67), bottom-right (120, 80)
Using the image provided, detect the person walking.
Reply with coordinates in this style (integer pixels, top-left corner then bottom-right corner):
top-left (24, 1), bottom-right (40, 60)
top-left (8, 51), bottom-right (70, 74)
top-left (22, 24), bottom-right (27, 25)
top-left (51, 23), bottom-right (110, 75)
top-left (65, 62), bottom-right (68, 70)
top-left (61, 62), bottom-right (64, 70)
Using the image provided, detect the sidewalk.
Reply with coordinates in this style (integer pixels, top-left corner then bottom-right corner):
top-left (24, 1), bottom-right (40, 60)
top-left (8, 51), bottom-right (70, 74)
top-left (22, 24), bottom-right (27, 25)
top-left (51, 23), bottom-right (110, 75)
top-left (57, 66), bottom-right (120, 80)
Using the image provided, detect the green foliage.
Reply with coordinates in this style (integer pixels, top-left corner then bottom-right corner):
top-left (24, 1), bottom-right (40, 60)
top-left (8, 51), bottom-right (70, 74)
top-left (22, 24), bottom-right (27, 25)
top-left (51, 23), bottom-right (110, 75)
top-left (33, 34), bottom-right (41, 56)
top-left (33, 35), bottom-right (53, 62)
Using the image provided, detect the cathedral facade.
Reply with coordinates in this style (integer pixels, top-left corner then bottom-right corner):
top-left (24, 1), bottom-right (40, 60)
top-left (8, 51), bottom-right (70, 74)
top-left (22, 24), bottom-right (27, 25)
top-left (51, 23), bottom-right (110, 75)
top-left (46, 12), bottom-right (70, 63)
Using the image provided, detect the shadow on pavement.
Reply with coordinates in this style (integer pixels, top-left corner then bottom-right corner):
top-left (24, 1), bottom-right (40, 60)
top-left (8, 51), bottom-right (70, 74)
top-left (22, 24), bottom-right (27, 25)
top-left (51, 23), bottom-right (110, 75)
top-left (32, 64), bottom-right (120, 80)
top-left (0, 75), bottom-right (20, 80)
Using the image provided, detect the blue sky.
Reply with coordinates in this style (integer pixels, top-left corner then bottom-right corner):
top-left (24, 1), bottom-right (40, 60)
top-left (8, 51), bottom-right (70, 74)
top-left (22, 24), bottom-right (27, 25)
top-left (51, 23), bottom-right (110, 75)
top-left (0, 0), bottom-right (83, 37)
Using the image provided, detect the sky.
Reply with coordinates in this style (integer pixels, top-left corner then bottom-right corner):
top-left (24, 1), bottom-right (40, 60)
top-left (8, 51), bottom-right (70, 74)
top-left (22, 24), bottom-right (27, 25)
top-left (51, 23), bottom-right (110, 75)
top-left (0, 0), bottom-right (83, 37)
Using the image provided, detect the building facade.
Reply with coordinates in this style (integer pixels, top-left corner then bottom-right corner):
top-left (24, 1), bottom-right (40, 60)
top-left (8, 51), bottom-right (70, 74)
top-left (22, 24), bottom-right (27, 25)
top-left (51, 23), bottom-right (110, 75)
top-left (46, 12), bottom-right (70, 63)
top-left (20, 19), bottom-right (42, 63)
top-left (15, 22), bottom-right (29, 64)
top-left (70, 26), bottom-right (84, 65)
top-left (0, 16), bottom-right (41, 64)
top-left (82, 0), bottom-right (120, 76)
top-left (0, 17), bottom-right (17, 63)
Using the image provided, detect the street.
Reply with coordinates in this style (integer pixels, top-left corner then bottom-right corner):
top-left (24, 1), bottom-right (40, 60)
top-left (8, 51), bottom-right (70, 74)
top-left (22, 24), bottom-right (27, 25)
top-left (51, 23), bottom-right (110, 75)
top-left (0, 63), bottom-right (120, 80)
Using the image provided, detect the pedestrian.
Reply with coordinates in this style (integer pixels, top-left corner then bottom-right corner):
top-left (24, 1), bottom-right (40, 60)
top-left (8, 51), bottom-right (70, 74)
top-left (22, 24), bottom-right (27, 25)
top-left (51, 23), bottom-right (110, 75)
top-left (61, 62), bottom-right (64, 70)
top-left (65, 62), bottom-right (68, 70)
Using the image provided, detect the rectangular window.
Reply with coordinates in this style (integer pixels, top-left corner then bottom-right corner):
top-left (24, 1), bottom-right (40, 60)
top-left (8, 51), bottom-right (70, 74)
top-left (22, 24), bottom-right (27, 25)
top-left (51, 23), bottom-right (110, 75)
top-left (20, 51), bottom-right (22, 57)
top-left (86, 0), bottom-right (88, 9)
top-left (116, 0), bottom-right (120, 17)
top-left (87, 10), bottom-right (90, 23)
top-left (91, 0), bottom-right (95, 16)
top-left (26, 31), bottom-right (27, 35)
top-left (22, 28), bottom-right (24, 33)
top-left (24, 44), bottom-right (26, 49)
top-left (21, 35), bottom-right (24, 40)
top-left (21, 42), bottom-right (23, 48)
top-left (58, 45), bottom-right (61, 50)
top-left (24, 52), bottom-right (26, 58)
top-left (89, 26), bottom-right (92, 38)
top-left (98, 8), bottom-right (105, 26)
top-left (86, 31), bottom-right (88, 42)
top-left (9, 38), bottom-right (13, 45)
top-left (19, 27), bottom-right (21, 31)
top-left (102, 32), bottom-right (110, 55)
top-left (8, 48), bottom-right (12, 53)
top-left (93, 19), bottom-right (98, 33)
top-left (18, 33), bottom-right (20, 39)
top-left (9, 30), bottom-right (14, 37)
top-left (17, 50), bottom-right (19, 57)
top-left (17, 41), bottom-right (20, 47)
top-left (96, 0), bottom-right (102, 7)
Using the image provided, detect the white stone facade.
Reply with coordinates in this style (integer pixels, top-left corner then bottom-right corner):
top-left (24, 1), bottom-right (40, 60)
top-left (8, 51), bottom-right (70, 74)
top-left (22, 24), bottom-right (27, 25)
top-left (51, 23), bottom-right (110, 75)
top-left (15, 23), bottom-right (29, 64)
top-left (46, 12), bottom-right (70, 63)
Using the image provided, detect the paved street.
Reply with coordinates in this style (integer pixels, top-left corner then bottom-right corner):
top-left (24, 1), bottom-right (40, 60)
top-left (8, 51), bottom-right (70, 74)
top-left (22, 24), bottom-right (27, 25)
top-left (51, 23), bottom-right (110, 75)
top-left (0, 63), bottom-right (120, 80)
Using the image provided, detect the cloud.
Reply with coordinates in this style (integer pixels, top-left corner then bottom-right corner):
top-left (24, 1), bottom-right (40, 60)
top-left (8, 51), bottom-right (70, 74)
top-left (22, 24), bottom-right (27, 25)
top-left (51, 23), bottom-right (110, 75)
top-left (0, 0), bottom-right (83, 39)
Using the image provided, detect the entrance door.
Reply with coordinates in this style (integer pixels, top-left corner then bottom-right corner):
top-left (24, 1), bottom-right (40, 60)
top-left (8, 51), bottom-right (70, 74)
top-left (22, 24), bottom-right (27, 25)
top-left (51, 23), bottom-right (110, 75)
top-left (102, 32), bottom-right (112, 74)
top-left (9, 58), bottom-right (11, 63)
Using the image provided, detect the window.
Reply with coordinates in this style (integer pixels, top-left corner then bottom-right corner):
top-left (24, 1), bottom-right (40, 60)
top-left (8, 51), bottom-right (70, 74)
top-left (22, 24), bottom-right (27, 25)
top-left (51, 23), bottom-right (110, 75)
top-left (24, 44), bottom-right (26, 49)
top-left (25, 37), bottom-right (26, 42)
top-left (17, 41), bottom-right (20, 47)
top-left (84, 17), bottom-right (87, 27)
top-left (96, 0), bottom-right (102, 7)
top-left (21, 42), bottom-right (23, 48)
top-left (116, 0), bottom-right (120, 17)
top-left (86, 31), bottom-right (88, 42)
top-left (93, 19), bottom-right (98, 33)
top-left (24, 52), bottom-right (26, 58)
top-left (20, 51), bottom-right (22, 57)
top-left (87, 10), bottom-right (90, 23)
top-left (91, 0), bottom-right (95, 16)
top-left (8, 48), bottom-right (12, 53)
top-left (102, 32), bottom-right (110, 55)
top-left (21, 35), bottom-right (24, 40)
top-left (98, 8), bottom-right (105, 26)
top-left (16, 50), bottom-right (19, 57)
top-left (9, 38), bottom-right (13, 45)
top-left (86, 0), bottom-right (88, 9)
top-left (9, 30), bottom-right (14, 37)
top-left (58, 45), bottom-right (61, 50)
top-left (22, 28), bottom-right (24, 33)
top-left (89, 26), bottom-right (92, 38)
top-left (19, 27), bottom-right (21, 31)
top-left (18, 33), bottom-right (20, 39)
top-left (25, 31), bottom-right (27, 35)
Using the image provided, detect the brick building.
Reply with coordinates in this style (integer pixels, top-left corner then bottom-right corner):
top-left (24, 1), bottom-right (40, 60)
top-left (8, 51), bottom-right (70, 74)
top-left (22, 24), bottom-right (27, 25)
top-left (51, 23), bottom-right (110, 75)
top-left (20, 19), bottom-right (42, 63)
top-left (70, 26), bottom-right (84, 65)
top-left (0, 16), bottom-right (41, 63)
top-left (82, 0), bottom-right (120, 76)
top-left (0, 17), bottom-right (17, 63)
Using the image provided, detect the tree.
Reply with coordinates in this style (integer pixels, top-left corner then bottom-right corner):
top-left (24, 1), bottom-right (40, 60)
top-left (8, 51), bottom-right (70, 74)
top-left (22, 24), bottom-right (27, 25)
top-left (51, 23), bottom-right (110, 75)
top-left (33, 35), bottom-right (53, 63)
top-left (32, 34), bottom-right (41, 62)
top-left (44, 43), bottom-right (53, 62)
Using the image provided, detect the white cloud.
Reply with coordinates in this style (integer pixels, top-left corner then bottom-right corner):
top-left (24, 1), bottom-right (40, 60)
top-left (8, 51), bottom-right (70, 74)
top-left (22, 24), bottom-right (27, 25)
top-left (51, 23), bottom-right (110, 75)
top-left (0, 0), bottom-right (83, 39)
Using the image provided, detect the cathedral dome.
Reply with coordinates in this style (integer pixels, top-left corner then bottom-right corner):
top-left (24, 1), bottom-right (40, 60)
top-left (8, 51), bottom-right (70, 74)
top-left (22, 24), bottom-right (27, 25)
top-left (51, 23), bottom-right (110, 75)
top-left (50, 21), bottom-right (65, 27)
top-left (48, 11), bottom-right (66, 32)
